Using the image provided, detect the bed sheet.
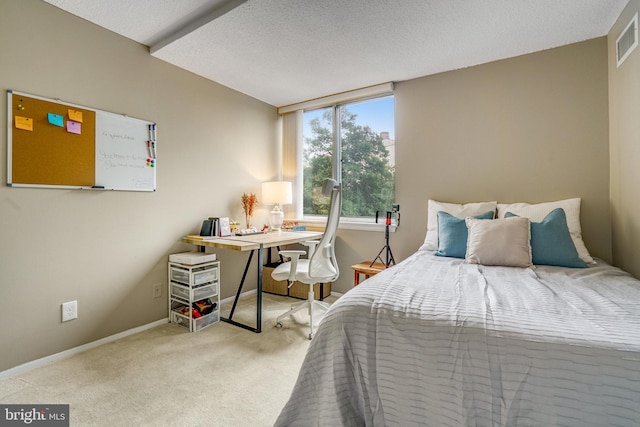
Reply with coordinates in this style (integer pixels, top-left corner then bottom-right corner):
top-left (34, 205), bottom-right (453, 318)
top-left (275, 251), bottom-right (640, 426)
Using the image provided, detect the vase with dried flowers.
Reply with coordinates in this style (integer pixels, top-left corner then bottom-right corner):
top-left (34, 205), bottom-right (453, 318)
top-left (241, 192), bottom-right (258, 229)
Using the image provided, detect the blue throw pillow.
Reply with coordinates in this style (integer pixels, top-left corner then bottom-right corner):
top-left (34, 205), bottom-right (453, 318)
top-left (435, 210), bottom-right (494, 258)
top-left (505, 208), bottom-right (587, 268)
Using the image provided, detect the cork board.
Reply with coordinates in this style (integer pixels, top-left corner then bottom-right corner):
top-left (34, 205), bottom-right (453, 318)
top-left (7, 90), bottom-right (156, 191)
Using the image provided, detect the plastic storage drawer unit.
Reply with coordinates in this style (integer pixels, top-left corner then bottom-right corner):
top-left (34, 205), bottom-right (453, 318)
top-left (168, 259), bottom-right (220, 332)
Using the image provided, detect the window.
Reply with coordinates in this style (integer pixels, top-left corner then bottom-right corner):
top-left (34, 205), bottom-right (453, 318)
top-left (302, 95), bottom-right (395, 220)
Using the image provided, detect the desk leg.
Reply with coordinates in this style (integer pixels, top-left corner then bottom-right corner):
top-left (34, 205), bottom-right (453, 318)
top-left (257, 243), bottom-right (263, 332)
top-left (221, 244), bottom-right (264, 333)
top-left (226, 250), bottom-right (254, 321)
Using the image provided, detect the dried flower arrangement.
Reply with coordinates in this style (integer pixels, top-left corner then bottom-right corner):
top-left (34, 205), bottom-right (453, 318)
top-left (241, 192), bottom-right (258, 229)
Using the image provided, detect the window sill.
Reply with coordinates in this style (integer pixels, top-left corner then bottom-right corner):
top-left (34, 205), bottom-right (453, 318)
top-left (296, 217), bottom-right (397, 233)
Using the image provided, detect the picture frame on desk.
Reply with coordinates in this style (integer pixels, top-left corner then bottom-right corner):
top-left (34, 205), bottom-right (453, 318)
top-left (219, 217), bottom-right (231, 237)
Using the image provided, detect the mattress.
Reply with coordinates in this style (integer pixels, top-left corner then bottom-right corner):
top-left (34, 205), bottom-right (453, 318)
top-left (275, 250), bottom-right (640, 426)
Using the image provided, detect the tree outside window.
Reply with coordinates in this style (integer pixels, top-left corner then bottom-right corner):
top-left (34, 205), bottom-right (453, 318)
top-left (303, 96), bottom-right (395, 217)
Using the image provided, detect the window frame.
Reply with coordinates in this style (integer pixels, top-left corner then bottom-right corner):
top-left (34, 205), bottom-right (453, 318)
top-left (300, 94), bottom-right (397, 232)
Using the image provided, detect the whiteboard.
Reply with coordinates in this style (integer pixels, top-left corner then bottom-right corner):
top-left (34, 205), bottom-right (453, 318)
top-left (95, 111), bottom-right (156, 191)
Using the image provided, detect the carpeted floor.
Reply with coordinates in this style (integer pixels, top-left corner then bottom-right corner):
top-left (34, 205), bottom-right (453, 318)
top-left (0, 293), bottom-right (337, 426)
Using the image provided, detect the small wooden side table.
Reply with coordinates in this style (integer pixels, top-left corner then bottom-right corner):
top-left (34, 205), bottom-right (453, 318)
top-left (351, 261), bottom-right (387, 286)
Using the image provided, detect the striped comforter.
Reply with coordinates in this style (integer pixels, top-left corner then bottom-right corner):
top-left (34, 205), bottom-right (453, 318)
top-left (275, 250), bottom-right (640, 426)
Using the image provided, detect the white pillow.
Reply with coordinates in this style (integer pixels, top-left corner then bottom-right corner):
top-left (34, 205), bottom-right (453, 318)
top-left (496, 198), bottom-right (594, 264)
top-left (465, 216), bottom-right (533, 268)
top-left (421, 200), bottom-right (497, 251)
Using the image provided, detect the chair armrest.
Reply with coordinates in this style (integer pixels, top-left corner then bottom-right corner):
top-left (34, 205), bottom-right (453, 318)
top-left (278, 250), bottom-right (306, 259)
top-left (278, 250), bottom-right (306, 283)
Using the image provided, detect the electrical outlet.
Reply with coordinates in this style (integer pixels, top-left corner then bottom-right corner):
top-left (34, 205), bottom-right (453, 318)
top-left (62, 300), bottom-right (78, 322)
top-left (152, 283), bottom-right (162, 299)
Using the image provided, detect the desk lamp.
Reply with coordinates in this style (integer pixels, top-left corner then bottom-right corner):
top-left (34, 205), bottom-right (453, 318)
top-left (262, 181), bottom-right (292, 231)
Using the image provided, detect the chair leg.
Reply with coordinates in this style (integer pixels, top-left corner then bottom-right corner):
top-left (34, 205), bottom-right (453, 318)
top-left (276, 300), bottom-right (310, 325)
top-left (276, 286), bottom-right (330, 339)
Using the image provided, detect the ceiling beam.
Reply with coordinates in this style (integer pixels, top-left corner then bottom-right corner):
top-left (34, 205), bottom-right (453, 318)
top-left (150, 0), bottom-right (248, 54)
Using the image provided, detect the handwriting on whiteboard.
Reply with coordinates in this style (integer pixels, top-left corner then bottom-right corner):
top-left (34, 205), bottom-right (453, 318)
top-left (101, 131), bottom-right (136, 142)
top-left (97, 150), bottom-right (146, 170)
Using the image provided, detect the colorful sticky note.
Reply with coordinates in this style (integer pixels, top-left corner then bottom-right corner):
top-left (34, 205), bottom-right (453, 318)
top-left (48, 113), bottom-right (64, 127)
top-left (68, 109), bottom-right (83, 123)
top-left (66, 120), bottom-right (81, 135)
top-left (15, 116), bottom-right (33, 131)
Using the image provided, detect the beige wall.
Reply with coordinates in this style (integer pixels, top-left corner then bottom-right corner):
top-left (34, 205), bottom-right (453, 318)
top-left (0, 0), bottom-right (616, 373)
top-left (0, 0), bottom-right (280, 372)
top-left (393, 37), bottom-right (611, 264)
top-left (609, 1), bottom-right (640, 278)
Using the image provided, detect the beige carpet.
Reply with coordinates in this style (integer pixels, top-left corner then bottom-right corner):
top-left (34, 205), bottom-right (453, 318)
top-left (0, 293), bottom-right (336, 426)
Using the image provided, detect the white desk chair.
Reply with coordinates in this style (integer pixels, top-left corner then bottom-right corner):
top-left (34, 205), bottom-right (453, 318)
top-left (273, 179), bottom-right (341, 339)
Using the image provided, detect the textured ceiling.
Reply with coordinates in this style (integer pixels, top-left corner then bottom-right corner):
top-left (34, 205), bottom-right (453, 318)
top-left (44, 0), bottom-right (628, 107)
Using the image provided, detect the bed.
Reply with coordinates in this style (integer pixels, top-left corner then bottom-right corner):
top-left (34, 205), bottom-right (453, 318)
top-left (274, 199), bottom-right (640, 426)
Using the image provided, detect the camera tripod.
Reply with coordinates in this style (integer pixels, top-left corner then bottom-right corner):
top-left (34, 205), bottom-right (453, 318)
top-left (371, 211), bottom-right (396, 268)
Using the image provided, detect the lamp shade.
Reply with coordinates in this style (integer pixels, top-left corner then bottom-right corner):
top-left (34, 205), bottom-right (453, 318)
top-left (262, 181), bottom-right (292, 231)
top-left (262, 181), bottom-right (292, 205)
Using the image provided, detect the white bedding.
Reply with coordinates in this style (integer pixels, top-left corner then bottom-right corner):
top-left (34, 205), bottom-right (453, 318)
top-left (275, 250), bottom-right (640, 426)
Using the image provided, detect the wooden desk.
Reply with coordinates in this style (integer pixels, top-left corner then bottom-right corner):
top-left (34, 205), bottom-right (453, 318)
top-left (183, 230), bottom-right (323, 333)
top-left (351, 261), bottom-right (388, 286)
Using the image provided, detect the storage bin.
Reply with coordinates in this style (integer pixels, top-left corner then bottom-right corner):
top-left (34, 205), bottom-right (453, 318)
top-left (170, 282), bottom-right (190, 301)
top-left (169, 264), bottom-right (218, 286)
top-left (171, 308), bottom-right (219, 332)
top-left (262, 264), bottom-right (290, 295)
top-left (170, 268), bottom-right (190, 284)
top-left (170, 282), bottom-right (217, 301)
top-left (194, 283), bottom-right (217, 300)
top-left (192, 268), bottom-right (217, 285)
top-left (171, 310), bottom-right (191, 329)
top-left (194, 311), bottom-right (219, 331)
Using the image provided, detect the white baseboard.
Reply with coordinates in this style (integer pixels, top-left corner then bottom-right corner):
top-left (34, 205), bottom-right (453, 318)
top-left (220, 288), bottom-right (256, 305)
top-left (0, 318), bottom-right (168, 381)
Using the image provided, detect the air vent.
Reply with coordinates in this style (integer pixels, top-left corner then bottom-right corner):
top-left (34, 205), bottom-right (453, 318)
top-left (617, 13), bottom-right (638, 67)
